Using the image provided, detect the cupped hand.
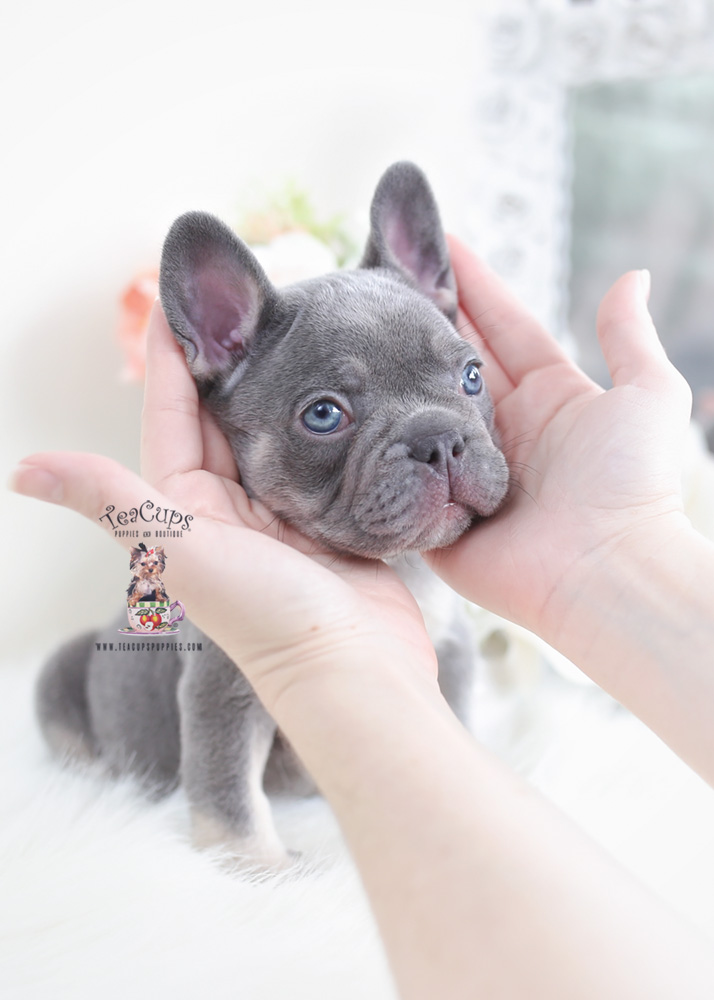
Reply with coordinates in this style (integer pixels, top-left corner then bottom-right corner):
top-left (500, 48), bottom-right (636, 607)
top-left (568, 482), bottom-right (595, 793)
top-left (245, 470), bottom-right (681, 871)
top-left (11, 304), bottom-right (438, 712)
top-left (425, 238), bottom-right (693, 644)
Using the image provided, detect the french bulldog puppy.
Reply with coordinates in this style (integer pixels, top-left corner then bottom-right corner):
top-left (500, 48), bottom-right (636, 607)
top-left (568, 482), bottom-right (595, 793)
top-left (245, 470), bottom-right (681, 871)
top-left (36, 163), bottom-right (509, 867)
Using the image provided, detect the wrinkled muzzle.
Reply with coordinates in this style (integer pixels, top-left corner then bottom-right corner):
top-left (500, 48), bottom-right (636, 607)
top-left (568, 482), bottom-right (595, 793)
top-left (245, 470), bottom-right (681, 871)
top-left (315, 408), bottom-right (510, 558)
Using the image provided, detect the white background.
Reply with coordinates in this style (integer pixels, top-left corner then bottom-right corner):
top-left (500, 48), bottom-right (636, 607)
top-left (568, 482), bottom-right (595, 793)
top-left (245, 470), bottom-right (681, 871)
top-left (1, 0), bottom-right (488, 659)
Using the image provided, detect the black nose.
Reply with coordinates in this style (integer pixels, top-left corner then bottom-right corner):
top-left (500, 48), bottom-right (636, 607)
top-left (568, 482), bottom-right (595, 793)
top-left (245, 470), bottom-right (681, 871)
top-left (407, 429), bottom-right (465, 471)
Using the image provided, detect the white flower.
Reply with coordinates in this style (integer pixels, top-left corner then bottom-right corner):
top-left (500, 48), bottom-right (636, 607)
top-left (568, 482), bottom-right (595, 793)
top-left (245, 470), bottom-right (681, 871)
top-left (251, 232), bottom-right (338, 287)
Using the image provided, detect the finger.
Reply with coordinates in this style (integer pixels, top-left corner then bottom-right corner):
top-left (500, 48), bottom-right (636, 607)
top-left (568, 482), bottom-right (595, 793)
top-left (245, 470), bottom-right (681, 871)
top-left (9, 451), bottom-right (352, 672)
top-left (199, 404), bottom-right (240, 481)
top-left (10, 452), bottom-right (168, 554)
top-left (597, 270), bottom-right (691, 409)
top-left (9, 452), bottom-right (246, 632)
top-left (141, 301), bottom-right (204, 485)
top-left (10, 451), bottom-right (327, 561)
top-left (447, 235), bottom-right (571, 383)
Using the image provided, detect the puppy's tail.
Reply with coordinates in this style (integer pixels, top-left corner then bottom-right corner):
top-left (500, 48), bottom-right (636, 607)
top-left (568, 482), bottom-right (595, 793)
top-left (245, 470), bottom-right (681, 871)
top-left (36, 631), bottom-right (98, 763)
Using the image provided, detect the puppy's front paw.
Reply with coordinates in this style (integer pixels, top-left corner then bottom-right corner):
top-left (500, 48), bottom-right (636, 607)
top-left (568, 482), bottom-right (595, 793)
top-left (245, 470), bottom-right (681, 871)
top-left (190, 810), bottom-right (293, 873)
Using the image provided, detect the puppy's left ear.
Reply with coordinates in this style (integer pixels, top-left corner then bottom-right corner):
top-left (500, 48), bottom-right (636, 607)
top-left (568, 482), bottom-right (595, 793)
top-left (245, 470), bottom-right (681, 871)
top-left (361, 162), bottom-right (457, 322)
top-left (159, 212), bottom-right (277, 389)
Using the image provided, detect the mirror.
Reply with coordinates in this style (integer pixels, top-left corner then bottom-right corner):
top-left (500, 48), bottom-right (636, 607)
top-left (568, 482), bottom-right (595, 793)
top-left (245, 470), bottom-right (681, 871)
top-left (569, 75), bottom-right (714, 447)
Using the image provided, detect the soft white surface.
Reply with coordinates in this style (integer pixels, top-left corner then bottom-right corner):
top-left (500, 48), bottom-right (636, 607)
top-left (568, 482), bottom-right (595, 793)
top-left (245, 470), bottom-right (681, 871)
top-left (3, 655), bottom-right (714, 999)
top-left (1, 659), bottom-right (393, 1000)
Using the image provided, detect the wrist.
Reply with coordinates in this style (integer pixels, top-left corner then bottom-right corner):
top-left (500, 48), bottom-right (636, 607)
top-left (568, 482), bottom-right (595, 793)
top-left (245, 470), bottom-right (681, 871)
top-left (546, 512), bottom-right (691, 668)
top-left (258, 647), bottom-right (454, 804)
top-left (544, 513), bottom-right (714, 780)
top-left (266, 643), bottom-right (445, 728)
top-left (213, 613), bottom-right (443, 730)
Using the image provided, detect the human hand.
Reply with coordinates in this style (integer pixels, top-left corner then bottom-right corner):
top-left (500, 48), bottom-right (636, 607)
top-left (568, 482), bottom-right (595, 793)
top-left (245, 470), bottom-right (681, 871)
top-left (425, 238), bottom-right (693, 651)
top-left (11, 305), bottom-right (438, 713)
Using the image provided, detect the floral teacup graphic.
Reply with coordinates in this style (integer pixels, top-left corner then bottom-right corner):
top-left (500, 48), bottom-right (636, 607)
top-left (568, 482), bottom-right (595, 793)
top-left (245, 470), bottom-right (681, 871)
top-left (121, 599), bottom-right (185, 635)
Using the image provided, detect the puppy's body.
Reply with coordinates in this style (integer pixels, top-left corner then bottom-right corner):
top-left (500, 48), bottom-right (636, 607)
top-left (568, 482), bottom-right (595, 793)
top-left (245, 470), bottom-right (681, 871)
top-left (37, 164), bottom-right (509, 866)
top-left (126, 544), bottom-right (168, 605)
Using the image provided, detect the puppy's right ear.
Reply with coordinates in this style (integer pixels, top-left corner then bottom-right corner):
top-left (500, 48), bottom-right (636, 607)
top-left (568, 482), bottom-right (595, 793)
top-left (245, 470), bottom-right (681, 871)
top-left (361, 162), bottom-right (457, 322)
top-left (159, 212), bottom-right (276, 387)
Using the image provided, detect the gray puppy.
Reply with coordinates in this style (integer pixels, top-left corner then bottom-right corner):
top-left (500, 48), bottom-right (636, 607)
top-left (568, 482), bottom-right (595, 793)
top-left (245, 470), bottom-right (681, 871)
top-left (37, 163), bottom-right (509, 866)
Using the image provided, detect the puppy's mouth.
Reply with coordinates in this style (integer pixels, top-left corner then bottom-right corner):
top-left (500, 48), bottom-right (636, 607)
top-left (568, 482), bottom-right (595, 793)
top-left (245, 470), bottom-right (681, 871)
top-left (341, 483), bottom-right (476, 557)
top-left (403, 491), bottom-right (475, 553)
top-left (325, 443), bottom-right (509, 558)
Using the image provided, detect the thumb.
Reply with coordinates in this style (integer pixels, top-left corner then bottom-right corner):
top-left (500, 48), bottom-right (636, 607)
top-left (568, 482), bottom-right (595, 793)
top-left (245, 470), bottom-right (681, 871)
top-left (597, 270), bottom-right (689, 405)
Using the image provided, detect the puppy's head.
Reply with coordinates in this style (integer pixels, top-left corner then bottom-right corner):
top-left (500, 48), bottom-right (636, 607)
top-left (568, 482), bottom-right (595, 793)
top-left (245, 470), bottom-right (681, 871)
top-left (130, 545), bottom-right (166, 579)
top-left (159, 163), bottom-right (509, 558)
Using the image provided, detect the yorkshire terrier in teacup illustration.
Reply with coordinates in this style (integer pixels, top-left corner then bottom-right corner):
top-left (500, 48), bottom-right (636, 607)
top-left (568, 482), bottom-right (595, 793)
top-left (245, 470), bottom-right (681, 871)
top-left (126, 543), bottom-right (168, 606)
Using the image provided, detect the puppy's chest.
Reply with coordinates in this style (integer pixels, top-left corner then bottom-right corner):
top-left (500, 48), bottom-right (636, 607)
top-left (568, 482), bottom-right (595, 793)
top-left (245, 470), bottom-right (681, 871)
top-left (390, 553), bottom-right (468, 648)
top-left (131, 577), bottom-right (163, 596)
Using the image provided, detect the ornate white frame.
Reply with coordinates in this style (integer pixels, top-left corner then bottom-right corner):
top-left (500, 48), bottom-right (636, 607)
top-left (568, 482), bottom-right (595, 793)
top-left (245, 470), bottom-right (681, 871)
top-left (467, 0), bottom-right (714, 340)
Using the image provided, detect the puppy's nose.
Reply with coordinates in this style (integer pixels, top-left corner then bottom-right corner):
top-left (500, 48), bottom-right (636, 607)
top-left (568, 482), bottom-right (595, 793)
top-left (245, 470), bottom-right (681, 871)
top-left (407, 429), bottom-right (465, 471)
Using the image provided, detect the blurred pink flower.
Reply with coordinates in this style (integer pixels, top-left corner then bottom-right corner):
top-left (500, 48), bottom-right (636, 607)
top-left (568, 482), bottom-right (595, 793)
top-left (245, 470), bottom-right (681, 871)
top-left (116, 234), bottom-right (337, 382)
top-left (117, 270), bottom-right (159, 382)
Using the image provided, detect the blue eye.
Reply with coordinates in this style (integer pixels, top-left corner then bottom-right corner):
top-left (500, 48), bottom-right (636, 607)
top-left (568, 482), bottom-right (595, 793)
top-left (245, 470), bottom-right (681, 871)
top-left (461, 362), bottom-right (483, 395)
top-left (302, 399), bottom-right (344, 434)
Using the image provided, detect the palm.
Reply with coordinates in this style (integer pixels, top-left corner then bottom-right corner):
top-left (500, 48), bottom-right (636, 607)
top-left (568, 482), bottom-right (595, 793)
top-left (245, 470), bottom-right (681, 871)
top-left (139, 313), bottom-right (435, 679)
top-left (426, 242), bottom-right (690, 635)
top-left (182, 488), bottom-right (438, 685)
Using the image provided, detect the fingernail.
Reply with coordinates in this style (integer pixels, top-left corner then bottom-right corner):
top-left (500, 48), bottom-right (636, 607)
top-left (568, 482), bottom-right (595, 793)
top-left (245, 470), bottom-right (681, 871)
top-left (8, 464), bottom-right (64, 503)
top-left (639, 268), bottom-right (651, 301)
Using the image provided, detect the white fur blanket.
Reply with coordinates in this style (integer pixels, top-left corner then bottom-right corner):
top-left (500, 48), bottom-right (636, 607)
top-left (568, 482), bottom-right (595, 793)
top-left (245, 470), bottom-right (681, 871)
top-left (2, 654), bottom-right (714, 1000)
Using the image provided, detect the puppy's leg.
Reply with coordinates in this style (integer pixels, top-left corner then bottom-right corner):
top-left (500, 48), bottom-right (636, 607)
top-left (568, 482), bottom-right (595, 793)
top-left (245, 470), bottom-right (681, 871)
top-left (263, 730), bottom-right (318, 798)
top-left (435, 613), bottom-right (477, 729)
top-left (86, 624), bottom-right (182, 796)
top-left (178, 631), bottom-right (289, 868)
top-left (391, 553), bottom-right (477, 727)
top-left (36, 630), bottom-right (98, 762)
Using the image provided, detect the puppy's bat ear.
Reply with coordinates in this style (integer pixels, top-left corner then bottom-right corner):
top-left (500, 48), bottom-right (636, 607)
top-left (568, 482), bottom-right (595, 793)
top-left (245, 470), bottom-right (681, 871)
top-left (361, 162), bottom-right (457, 322)
top-left (159, 212), bottom-right (277, 387)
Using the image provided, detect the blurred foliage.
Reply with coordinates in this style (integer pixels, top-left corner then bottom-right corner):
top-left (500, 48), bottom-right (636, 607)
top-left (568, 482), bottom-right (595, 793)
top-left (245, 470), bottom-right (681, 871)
top-left (237, 183), bottom-right (358, 267)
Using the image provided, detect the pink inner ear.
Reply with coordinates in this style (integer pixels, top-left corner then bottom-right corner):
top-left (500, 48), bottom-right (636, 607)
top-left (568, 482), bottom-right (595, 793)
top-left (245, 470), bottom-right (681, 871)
top-left (191, 266), bottom-right (260, 368)
top-left (382, 213), bottom-right (454, 319)
top-left (384, 217), bottom-right (427, 286)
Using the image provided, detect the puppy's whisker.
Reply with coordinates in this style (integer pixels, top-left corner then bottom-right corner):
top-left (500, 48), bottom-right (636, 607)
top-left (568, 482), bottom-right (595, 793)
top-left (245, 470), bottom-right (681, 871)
top-left (507, 461), bottom-right (539, 479)
top-left (257, 513), bottom-right (283, 538)
top-left (508, 475), bottom-right (537, 506)
top-left (500, 430), bottom-right (536, 452)
top-left (453, 318), bottom-right (478, 337)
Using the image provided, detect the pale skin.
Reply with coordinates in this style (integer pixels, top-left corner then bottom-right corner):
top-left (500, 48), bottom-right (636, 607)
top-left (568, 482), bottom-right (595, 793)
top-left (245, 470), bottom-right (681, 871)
top-left (11, 238), bottom-right (714, 998)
